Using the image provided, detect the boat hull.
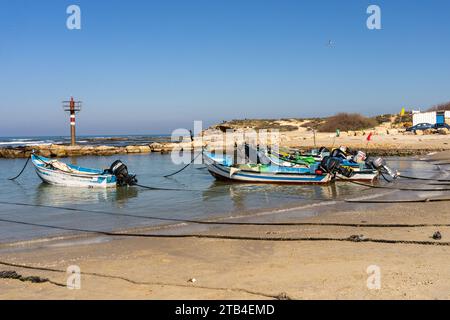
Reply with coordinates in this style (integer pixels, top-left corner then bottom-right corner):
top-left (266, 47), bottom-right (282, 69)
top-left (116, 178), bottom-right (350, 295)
top-left (32, 155), bottom-right (117, 188)
top-left (336, 171), bottom-right (378, 182)
top-left (204, 155), bottom-right (333, 185)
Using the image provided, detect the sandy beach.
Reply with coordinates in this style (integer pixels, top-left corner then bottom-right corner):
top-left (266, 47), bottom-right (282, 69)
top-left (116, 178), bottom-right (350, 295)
top-left (1, 152), bottom-right (450, 300)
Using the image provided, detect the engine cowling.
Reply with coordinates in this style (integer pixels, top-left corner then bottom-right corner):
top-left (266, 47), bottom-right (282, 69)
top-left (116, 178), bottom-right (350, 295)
top-left (320, 156), bottom-right (354, 178)
top-left (109, 160), bottom-right (138, 186)
top-left (367, 157), bottom-right (399, 179)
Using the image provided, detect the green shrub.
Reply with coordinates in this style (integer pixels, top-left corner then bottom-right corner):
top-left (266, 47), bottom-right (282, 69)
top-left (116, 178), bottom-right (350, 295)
top-left (374, 114), bottom-right (394, 124)
top-left (317, 113), bottom-right (377, 132)
top-left (393, 112), bottom-right (412, 124)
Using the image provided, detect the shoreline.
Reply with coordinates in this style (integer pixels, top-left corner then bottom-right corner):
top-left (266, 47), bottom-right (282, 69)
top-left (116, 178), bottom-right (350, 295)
top-left (1, 141), bottom-right (449, 159)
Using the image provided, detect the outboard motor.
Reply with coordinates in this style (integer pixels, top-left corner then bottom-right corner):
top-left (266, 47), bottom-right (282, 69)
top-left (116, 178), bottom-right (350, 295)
top-left (318, 146), bottom-right (330, 153)
top-left (320, 156), bottom-right (354, 178)
top-left (109, 160), bottom-right (138, 186)
top-left (330, 148), bottom-right (349, 160)
top-left (369, 157), bottom-right (399, 179)
top-left (352, 150), bottom-right (367, 163)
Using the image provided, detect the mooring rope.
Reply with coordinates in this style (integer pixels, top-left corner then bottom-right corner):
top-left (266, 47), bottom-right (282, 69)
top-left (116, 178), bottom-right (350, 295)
top-left (0, 217), bottom-right (448, 246)
top-left (399, 174), bottom-right (450, 182)
top-left (163, 152), bottom-right (202, 178)
top-left (345, 198), bottom-right (450, 204)
top-left (0, 260), bottom-right (290, 299)
top-left (0, 270), bottom-right (64, 287)
top-left (7, 157), bottom-right (31, 181)
top-left (343, 179), bottom-right (450, 192)
top-left (2, 199), bottom-right (450, 227)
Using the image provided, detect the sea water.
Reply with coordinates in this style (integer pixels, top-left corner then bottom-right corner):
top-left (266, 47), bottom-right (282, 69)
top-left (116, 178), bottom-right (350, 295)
top-left (0, 152), bottom-right (443, 243)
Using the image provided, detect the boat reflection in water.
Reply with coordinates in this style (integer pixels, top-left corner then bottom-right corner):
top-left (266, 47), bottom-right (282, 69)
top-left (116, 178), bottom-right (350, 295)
top-left (34, 183), bottom-right (138, 207)
top-left (200, 180), bottom-right (347, 214)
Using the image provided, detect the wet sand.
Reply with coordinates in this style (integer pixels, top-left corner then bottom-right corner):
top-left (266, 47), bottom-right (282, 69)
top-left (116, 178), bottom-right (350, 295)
top-left (1, 153), bottom-right (450, 299)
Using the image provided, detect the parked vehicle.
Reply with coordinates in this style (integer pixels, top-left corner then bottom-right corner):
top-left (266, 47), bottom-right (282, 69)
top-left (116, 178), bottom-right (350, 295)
top-left (433, 123), bottom-right (450, 130)
top-left (405, 123), bottom-right (434, 132)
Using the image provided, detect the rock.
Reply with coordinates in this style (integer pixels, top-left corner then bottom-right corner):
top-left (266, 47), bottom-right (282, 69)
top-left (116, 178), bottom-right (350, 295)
top-left (387, 129), bottom-right (398, 135)
top-left (138, 145), bottom-right (151, 153)
top-left (149, 142), bottom-right (164, 152)
top-left (415, 130), bottom-right (423, 136)
top-left (62, 145), bottom-right (83, 156)
top-left (348, 234), bottom-right (365, 242)
top-left (80, 146), bottom-right (95, 154)
top-left (50, 145), bottom-right (68, 157)
top-left (438, 128), bottom-right (449, 135)
top-left (275, 292), bottom-right (291, 300)
top-left (178, 141), bottom-right (193, 151)
top-left (423, 129), bottom-right (434, 135)
top-left (38, 149), bottom-right (52, 157)
top-left (354, 131), bottom-right (364, 136)
top-left (125, 145), bottom-right (142, 153)
top-left (0, 148), bottom-right (23, 158)
top-left (432, 231), bottom-right (442, 240)
top-left (94, 145), bottom-right (120, 156)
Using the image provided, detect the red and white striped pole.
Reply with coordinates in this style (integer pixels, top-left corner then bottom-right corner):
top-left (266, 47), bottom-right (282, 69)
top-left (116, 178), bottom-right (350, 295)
top-left (70, 97), bottom-right (76, 146)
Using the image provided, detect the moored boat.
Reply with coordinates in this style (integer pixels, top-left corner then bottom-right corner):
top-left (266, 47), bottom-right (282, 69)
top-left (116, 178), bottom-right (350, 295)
top-left (264, 146), bottom-right (398, 182)
top-left (203, 152), bottom-right (352, 185)
top-left (31, 154), bottom-right (137, 188)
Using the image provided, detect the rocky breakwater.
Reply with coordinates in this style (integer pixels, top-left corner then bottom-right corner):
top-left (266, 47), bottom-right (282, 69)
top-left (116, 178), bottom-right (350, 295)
top-left (0, 142), bottom-right (181, 159)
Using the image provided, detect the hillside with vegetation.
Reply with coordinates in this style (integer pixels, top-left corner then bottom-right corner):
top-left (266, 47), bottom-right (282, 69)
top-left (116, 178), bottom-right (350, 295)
top-left (210, 112), bottom-right (408, 133)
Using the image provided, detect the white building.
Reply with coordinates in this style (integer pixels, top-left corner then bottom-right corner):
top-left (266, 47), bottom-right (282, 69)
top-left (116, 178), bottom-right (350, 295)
top-left (412, 110), bottom-right (450, 126)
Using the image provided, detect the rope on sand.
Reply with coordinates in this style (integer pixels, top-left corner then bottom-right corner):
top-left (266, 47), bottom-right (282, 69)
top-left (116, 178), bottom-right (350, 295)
top-left (0, 217), bottom-right (448, 246)
top-left (0, 270), bottom-right (64, 287)
top-left (2, 200), bottom-right (450, 227)
top-left (343, 179), bottom-right (450, 192)
top-left (0, 261), bottom-right (290, 299)
top-left (399, 174), bottom-right (450, 182)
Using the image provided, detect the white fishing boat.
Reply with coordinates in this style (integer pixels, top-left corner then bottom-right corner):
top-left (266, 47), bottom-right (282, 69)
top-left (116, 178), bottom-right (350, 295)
top-left (31, 154), bottom-right (136, 188)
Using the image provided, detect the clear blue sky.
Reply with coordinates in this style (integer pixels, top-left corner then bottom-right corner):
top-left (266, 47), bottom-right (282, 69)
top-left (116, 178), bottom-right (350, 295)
top-left (1, 0), bottom-right (449, 136)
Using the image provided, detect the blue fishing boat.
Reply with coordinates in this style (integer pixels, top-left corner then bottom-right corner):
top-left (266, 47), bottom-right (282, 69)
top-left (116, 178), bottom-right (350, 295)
top-left (203, 152), bottom-right (353, 184)
top-left (264, 146), bottom-right (399, 182)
